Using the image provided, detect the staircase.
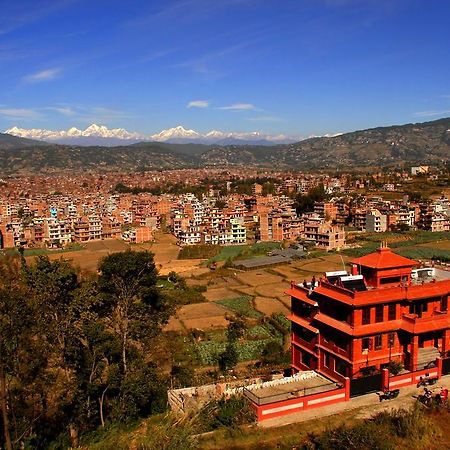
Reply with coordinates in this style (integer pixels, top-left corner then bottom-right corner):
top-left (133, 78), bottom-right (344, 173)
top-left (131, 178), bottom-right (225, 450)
top-left (417, 347), bottom-right (440, 370)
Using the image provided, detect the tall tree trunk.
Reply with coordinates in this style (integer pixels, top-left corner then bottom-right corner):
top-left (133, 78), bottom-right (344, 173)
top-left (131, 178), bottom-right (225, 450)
top-left (68, 423), bottom-right (78, 448)
top-left (122, 329), bottom-right (127, 374)
top-left (0, 364), bottom-right (12, 450)
top-left (99, 387), bottom-right (108, 428)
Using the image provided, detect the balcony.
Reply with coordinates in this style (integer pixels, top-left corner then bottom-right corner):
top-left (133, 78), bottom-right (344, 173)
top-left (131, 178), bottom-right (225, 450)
top-left (318, 335), bottom-right (351, 360)
top-left (401, 311), bottom-right (450, 334)
top-left (292, 334), bottom-right (317, 354)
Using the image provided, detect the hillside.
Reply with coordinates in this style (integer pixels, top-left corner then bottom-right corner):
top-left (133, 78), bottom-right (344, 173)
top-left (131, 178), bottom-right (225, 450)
top-left (0, 132), bottom-right (48, 149)
top-left (1, 118), bottom-right (449, 173)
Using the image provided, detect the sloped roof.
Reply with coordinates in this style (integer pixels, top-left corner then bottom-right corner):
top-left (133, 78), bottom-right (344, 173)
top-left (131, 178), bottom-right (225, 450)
top-left (351, 247), bottom-right (417, 269)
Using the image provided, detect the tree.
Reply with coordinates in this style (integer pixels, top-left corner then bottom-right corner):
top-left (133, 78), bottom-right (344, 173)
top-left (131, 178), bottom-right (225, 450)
top-left (0, 256), bottom-right (27, 450)
top-left (226, 317), bottom-right (246, 342)
top-left (98, 251), bottom-right (173, 374)
top-left (294, 184), bottom-right (327, 215)
top-left (218, 343), bottom-right (238, 372)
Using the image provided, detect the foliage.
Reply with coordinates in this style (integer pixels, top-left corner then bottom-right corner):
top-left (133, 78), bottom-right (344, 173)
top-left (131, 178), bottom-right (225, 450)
top-left (387, 360), bottom-right (403, 375)
top-left (170, 365), bottom-right (195, 388)
top-left (294, 184), bottom-right (327, 214)
top-left (305, 405), bottom-right (439, 450)
top-left (0, 250), bottom-right (176, 448)
top-left (161, 272), bottom-right (207, 305)
top-left (261, 341), bottom-right (287, 365)
top-left (197, 396), bottom-right (256, 432)
top-left (226, 316), bottom-right (246, 342)
top-left (137, 418), bottom-right (198, 450)
top-left (218, 343), bottom-right (239, 371)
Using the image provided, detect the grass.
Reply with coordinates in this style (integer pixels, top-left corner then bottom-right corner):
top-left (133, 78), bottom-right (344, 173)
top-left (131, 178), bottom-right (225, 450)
top-left (215, 296), bottom-right (263, 319)
top-left (1, 243), bottom-right (85, 257)
top-left (343, 231), bottom-right (450, 260)
top-left (205, 242), bottom-right (282, 265)
top-left (198, 404), bottom-right (445, 450)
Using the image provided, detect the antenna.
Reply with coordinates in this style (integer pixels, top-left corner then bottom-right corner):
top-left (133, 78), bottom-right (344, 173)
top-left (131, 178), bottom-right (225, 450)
top-left (339, 254), bottom-right (346, 272)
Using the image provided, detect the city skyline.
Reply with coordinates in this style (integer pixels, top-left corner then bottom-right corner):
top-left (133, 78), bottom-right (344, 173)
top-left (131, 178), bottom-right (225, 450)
top-left (1, 0), bottom-right (450, 137)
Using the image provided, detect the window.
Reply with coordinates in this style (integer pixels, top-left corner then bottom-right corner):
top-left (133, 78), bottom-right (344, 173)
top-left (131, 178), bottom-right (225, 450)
top-left (335, 359), bottom-right (347, 376)
top-left (374, 334), bottom-right (382, 350)
top-left (388, 304), bottom-right (396, 321)
top-left (441, 296), bottom-right (448, 312)
top-left (324, 353), bottom-right (332, 368)
top-left (362, 337), bottom-right (371, 351)
top-left (375, 305), bottom-right (384, 323)
top-left (380, 276), bottom-right (401, 285)
top-left (302, 351), bottom-right (311, 368)
top-left (388, 333), bottom-right (395, 347)
top-left (362, 307), bottom-right (371, 325)
top-left (410, 302), bottom-right (428, 317)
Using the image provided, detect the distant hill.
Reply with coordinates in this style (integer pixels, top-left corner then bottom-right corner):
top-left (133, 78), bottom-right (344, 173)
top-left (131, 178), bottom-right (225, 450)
top-left (1, 118), bottom-right (449, 173)
top-left (0, 133), bottom-right (48, 149)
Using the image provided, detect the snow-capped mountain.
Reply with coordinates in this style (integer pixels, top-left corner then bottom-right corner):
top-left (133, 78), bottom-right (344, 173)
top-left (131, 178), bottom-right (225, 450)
top-left (150, 125), bottom-right (201, 142)
top-left (5, 124), bottom-right (299, 146)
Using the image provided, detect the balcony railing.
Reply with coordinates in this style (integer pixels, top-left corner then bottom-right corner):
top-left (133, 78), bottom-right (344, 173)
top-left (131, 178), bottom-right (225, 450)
top-left (318, 335), bottom-right (351, 359)
top-left (401, 311), bottom-right (450, 333)
top-left (292, 334), bottom-right (317, 353)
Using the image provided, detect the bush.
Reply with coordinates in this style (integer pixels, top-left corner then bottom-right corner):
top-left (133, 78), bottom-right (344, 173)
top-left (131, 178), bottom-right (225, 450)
top-left (170, 365), bottom-right (195, 388)
top-left (138, 417), bottom-right (198, 450)
top-left (197, 396), bottom-right (256, 432)
top-left (261, 341), bottom-right (285, 365)
top-left (307, 420), bottom-right (394, 450)
top-left (387, 360), bottom-right (403, 375)
top-left (305, 405), bottom-right (440, 450)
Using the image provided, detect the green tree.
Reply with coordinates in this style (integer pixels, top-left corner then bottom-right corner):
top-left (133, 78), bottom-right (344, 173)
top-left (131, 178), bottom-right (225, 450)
top-left (218, 342), bottom-right (238, 372)
top-left (98, 251), bottom-right (173, 374)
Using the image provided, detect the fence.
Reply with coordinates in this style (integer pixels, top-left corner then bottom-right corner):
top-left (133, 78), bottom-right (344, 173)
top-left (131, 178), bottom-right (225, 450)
top-left (243, 380), bottom-right (341, 406)
top-left (247, 379), bottom-right (350, 421)
top-left (350, 372), bottom-right (382, 397)
top-left (385, 358), bottom-right (442, 390)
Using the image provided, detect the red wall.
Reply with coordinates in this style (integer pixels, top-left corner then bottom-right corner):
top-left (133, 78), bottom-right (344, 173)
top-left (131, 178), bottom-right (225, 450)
top-left (252, 378), bottom-right (350, 421)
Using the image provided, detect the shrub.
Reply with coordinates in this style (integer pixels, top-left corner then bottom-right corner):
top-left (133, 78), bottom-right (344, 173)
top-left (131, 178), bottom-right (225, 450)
top-left (197, 396), bottom-right (256, 432)
top-left (387, 360), bottom-right (403, 375)
top-left (261, 341), bottom-right (285, 365)
top-left (170, 365), bottom-right (195, 388)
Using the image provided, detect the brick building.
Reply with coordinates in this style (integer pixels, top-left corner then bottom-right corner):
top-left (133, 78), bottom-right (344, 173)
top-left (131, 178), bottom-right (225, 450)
top-left (288, 245), bottom-right (450, 380)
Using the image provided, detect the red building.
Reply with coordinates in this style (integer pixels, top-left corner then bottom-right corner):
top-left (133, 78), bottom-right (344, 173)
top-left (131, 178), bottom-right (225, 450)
top-left (288, 245), bottom-right (450, 380)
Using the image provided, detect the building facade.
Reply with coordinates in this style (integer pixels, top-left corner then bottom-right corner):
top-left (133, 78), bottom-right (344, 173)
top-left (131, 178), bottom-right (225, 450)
top-left (288, 245), bottom-right (450, 380)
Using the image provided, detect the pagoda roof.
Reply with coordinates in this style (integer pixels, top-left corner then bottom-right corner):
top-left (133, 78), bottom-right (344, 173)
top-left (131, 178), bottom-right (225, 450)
top-left (351, 246), bottom-right (417, 270)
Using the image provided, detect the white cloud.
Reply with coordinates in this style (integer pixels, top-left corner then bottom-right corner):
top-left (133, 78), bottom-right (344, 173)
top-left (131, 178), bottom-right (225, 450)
top-left (414, 110), bottom-right (450, 118)
top-left (44, 106), bottom-right (76, 116)
top-left (0, 108), bottom-right (40, 120)
top-left (187, 100), bottom-right (209, 108)
top-left (247, 115), bottom-right (282, 122)
top-left (219, 103), bottom-right (257, 111)
top-left (23, 68), bottom-right (61, 83)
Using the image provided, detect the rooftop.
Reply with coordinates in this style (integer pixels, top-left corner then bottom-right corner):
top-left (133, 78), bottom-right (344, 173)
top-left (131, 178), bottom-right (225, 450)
top-left (351, 245), bottom-right (418, 270)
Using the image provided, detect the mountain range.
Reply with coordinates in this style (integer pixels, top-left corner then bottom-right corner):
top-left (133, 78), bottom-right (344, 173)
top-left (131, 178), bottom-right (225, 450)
top-left (5, 124), bottom-right (297, 146)
top-left (0, 118), bottom-right (449, 174)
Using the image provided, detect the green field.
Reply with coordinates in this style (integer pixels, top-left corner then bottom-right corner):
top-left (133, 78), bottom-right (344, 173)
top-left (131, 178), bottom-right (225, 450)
top-left (344, 231), bottom-right (450, 261)
top-left (205, 242), bottom-right (282, 264)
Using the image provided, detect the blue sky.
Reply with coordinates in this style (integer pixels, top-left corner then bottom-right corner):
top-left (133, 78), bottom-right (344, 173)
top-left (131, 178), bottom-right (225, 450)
top-left (1, 0), bottom-right (449, 137)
